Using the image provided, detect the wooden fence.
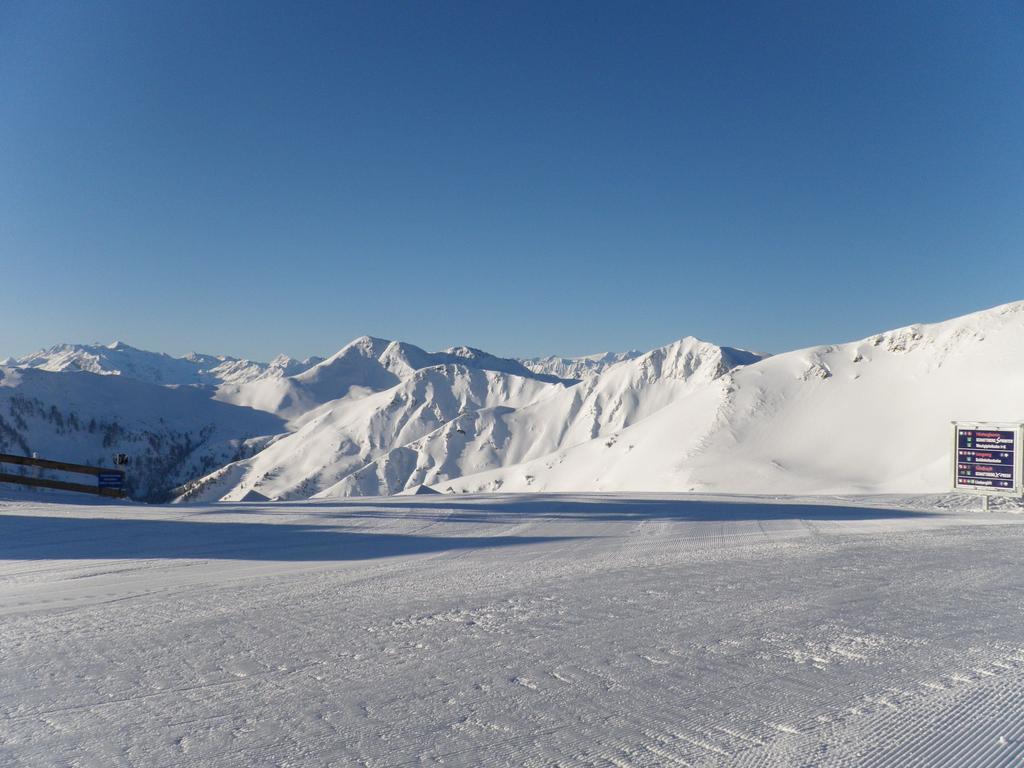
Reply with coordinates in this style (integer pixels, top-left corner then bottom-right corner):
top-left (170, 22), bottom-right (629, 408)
top-left (0, 453), bottom-right (127, 499)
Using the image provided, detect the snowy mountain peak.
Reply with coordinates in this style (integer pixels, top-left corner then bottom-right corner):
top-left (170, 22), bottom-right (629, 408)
top-left (268, 354), bottom-right (293, 366)
top-left (378, 341), bottom-right (437, 377)
top-left (344, 335), bottom-right (392, 356)
top-left (444, 345), bottom-right (489, 360)
top-left (630, 337), bottom-right (763, 382)
top-left (304, 336), bottom-right (760, 500)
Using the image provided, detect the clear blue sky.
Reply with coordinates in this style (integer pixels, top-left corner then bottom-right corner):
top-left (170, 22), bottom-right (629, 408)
top-left (2, 1), bottom-right (1022, 361)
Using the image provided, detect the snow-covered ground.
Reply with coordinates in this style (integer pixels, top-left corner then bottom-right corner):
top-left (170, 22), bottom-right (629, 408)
top-left (3, 491), bottom-right (1023, 766)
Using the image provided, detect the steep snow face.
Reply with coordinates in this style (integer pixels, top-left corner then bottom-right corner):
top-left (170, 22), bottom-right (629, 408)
top-left (444, 301), bottom-right (1024, 496)
top-left (520, 350), bottom-right (644, 380)
top-left (0, 367), bottom-right (284, 500)
top-left (10, 341), bottom-right (322, 389)
top-left (315, 338), bottom-right (763, 497)
top-left (177, 364), bottom-right (561, 502)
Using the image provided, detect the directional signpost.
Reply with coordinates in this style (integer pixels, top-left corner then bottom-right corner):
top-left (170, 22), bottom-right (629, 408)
top-left (97, 471), bottom-right (126, 491)
top-left (953, 422), bottom-right (1024, 510)
top-left (0, 453), bottom-right (127, 499)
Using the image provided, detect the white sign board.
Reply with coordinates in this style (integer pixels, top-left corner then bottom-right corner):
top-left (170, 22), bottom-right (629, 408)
top-left (952, 422), bottom-right (1024, 496)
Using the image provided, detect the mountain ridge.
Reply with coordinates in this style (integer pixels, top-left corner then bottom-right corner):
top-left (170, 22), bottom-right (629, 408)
top-left (441, 300), bottom-right (1024, 496)
top-left (3, 301), bottom-right (1022, 502)
top-left (181, 336), bottom-right (765, 501)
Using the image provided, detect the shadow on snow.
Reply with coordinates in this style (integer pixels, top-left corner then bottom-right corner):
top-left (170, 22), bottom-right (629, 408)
top-left (199, 494), bottom-right (937, 526)
top-left (0, 514), bottom-right (578, 562)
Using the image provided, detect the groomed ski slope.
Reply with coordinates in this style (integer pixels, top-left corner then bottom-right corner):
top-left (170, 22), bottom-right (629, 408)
top-left (2, 492), bottom-right (1024, 766)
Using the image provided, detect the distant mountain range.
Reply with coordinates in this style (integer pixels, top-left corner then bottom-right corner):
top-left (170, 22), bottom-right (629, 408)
top-left (3, 341), bottom-right (325, 388)
top-left (0, 337), bottom-right (621, 499)
top-left (2, 300), bottom-right (1021, 501)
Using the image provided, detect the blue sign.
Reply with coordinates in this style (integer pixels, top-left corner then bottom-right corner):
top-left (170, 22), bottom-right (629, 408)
top-left (97, 471), bottom-right (124, 489)
top-left (954, 426), bottom-right (1018, 493)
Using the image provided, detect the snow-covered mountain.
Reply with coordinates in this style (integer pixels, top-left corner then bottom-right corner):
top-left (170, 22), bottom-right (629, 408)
top-left (0, 367), bottom-right (283, 500)
top-left (6, 341), bottom-right (323, 389)
top-left (6, 302), bottom-right (1023, 503)
top-left (317, 339), bottom-right (762, 497)
top-left (443, 301), bottom-right (1024, 496)
top-left (212, 336), bottom-right (570, 421)
top-left (8, 338), bottom-right (565, 423)
top-left (2, 335), bottom-right (578, 501)
top-left (180, 337), bottom-right (762, 501)
top-left (176, 363), bottom-right (565, 502)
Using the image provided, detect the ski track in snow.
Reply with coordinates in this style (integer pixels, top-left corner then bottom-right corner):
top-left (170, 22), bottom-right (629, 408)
top-left (1, 492), bottom-right (1023, 767)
